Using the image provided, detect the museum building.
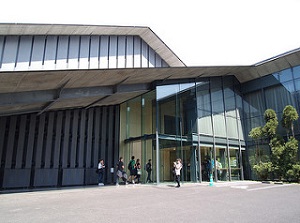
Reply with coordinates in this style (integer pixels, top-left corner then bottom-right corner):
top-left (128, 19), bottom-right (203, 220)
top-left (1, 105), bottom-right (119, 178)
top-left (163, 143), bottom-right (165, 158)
top-left (0, 23), bottom-right (300, 189)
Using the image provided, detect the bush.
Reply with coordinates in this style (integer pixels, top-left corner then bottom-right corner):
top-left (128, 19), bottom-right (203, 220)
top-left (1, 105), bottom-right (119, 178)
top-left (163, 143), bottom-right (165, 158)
top-left (253, 161), bottom-right (272, 180)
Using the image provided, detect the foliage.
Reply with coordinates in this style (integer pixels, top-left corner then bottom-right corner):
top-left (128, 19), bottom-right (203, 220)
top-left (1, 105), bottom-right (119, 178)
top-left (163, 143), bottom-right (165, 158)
top-left (263, 109), bottom-right (278, 138)
top-left (253, 161), bottom-right (272, 180)
top-left (249, 105), bottom-right (299, 182)
top-left (249, 127), bottom-right (263, 140)
top-left (248, 127), bottom-right (263, 162)
top-left (282, 105), bottom-right (299, 137)
top-left (290, 164), bottom-right (300, 182)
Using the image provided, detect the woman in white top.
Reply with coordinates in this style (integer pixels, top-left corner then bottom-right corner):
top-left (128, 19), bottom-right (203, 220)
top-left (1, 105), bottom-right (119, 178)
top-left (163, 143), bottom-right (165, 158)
top-left (98, 159), bottom-right (105, 186)
top-left (174, 158), bottom-right (183, 188)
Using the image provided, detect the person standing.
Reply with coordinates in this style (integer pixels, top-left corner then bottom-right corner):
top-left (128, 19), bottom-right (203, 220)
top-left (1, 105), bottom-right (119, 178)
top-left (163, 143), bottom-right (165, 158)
top-left (174, 158), bottom-right (183, 188)
top-left (116, 157), bottom-right (127, 186)
top-left (128, 156), bottom-right (136, 184)
top-left (135, 159), bottom-right (141, 184)
top-left (97, 159), bottom-right (105, 186)
top-left (146, 159), bottom-right (152, 183)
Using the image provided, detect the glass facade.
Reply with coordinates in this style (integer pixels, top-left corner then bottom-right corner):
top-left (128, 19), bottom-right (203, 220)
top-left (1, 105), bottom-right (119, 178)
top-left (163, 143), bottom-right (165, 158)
top-left (120, 65), bottom-right (300, 183)
top-left (242, 65), bottom-right (300, 179)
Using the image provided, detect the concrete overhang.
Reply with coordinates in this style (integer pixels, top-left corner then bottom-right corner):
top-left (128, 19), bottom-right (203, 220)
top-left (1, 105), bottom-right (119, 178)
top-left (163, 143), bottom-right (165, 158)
top-left (0, 23), bottom-right (300, 116)
top-left (1, 46), bottom-right (300, 116)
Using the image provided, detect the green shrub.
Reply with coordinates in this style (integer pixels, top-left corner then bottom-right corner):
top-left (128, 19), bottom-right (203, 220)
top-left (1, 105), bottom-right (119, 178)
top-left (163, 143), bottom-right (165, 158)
top-left (253, 161), bottom-right (272, 180)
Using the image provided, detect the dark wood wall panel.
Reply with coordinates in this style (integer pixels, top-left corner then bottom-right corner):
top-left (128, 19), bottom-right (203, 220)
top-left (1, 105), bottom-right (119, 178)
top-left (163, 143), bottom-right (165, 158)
top-left (0, 117), bottom-right (7, 166)
top-left (16, 115), bottom-right (26, 169)
top-left (5, 116), bottom-right (17, 169)
top-left (25, 114), bottom-right (36, 169)
top-left (0, 105), bottom-right (120, 190)
top-left (45, 112), bottom-right (54, 168)
top-left (78, 110), bottom-right (86, 168)
top-left (70, 110), bottom-right (79, 168)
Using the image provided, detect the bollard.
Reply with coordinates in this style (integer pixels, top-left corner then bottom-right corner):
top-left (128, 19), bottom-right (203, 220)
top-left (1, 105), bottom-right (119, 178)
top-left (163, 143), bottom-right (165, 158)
top-left (209, 174), bottom-right (214, 186)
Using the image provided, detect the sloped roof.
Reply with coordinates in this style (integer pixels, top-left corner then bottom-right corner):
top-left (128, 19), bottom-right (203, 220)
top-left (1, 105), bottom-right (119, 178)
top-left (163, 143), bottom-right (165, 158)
top-left (0, 23), bottom-right (186, 67)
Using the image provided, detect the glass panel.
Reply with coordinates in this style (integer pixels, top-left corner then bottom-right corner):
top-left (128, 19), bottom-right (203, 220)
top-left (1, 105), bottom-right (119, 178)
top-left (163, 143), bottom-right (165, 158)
top-left (213, 114), bottom-right (226, 137)
top-left (265, 85), bottom-right (295, 113)
top-left (159, 139), bottom-right (178, 182)
top-left (243, 91), bottom-right (264, 118)
top-left (211, 87), bottom-right (226, 137)
top-left (200, 146), bottom-right (213, 182)
top-left (294, 78), bottom-right (300, 91)
top-left (237, 118), bottom-right (245, 140)
top-left (293, 65), bottom-right (300, 79)
top-left (279, 68), bottom-right (293, 82)
top-left (197, 87), bottom-right (212, 135)
top-left (127, 97), bottom-right (142, 138)
top-left (216, 147), bottom-right (228, 181)
top-left (142, 91), bottom-right (155, 135)
top-left (157, 85), bottom-right (178, 135)
top-left (229, 148), bottom-right (241, 180)
top-left (180, 87), bottom-right (197, 136)
top-left (281, 81), bottom-right (295, 92)
top-left (226, 116), bottom-right (238, 139)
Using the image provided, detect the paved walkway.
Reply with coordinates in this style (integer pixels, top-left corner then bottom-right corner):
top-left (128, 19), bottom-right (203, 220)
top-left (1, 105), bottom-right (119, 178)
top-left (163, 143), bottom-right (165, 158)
top-left (1, 181), bottom-right (299, 223)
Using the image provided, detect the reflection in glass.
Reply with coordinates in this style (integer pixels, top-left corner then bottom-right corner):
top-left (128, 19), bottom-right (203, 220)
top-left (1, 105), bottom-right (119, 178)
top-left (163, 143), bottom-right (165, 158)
top-left (229, 148), bottom-right (240, 180)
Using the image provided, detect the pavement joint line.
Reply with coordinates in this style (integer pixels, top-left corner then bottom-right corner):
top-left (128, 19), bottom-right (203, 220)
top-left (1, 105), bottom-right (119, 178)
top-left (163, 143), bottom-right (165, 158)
top-left (247, 183), bottom-right (292, 191)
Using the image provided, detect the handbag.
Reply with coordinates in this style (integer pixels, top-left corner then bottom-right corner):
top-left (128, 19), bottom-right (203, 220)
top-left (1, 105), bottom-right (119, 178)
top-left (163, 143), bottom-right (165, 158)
top-left (137, 169), bottom-right (142, 175)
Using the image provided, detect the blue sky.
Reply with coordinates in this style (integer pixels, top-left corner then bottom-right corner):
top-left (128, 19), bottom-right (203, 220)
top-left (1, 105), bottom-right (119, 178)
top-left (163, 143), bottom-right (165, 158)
top-left (1, 0), bottom-right (300, 66)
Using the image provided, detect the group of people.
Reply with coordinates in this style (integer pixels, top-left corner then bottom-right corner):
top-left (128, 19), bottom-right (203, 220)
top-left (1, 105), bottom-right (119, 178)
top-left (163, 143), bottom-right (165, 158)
top-left (97, 156), bottom-right (153, 186)
top-left (97, 156), bottom-right (183, 188)
top-left (116, 156), bottom-right (153, 186)
top-left (202, 157), bottom-right (222, 181)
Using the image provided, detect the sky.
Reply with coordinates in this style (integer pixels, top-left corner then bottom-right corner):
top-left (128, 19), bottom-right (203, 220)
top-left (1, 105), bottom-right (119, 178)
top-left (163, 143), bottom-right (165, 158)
top-left (1, 0), bottom-right (300, 66)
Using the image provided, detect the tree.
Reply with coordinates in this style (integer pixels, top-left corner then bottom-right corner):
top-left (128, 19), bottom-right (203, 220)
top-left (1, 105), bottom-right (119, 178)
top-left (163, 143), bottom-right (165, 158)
top-left (249, 127), bottom-right (263, 162)
top-left (282, 105), bottom-right (299, 137)
top-left (263, 109), bottom-right (278, 138)
top-left (249, 105), bottom-right (299, 182)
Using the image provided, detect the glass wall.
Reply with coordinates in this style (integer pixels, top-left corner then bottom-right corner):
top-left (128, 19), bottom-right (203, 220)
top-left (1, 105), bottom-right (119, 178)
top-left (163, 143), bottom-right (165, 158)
top-left (242, 65), bottom-right (300, 179)
top-left (120, 75), bottom-right (249, 183)
top-left (119, 91), bottom-right (156, 183)
top-left (156, 82), bottom-right (197, 183)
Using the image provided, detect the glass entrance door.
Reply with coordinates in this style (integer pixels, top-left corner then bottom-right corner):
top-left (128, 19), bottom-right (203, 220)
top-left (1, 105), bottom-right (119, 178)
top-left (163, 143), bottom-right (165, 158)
top-left (159, 138), bottom-right (198, 183)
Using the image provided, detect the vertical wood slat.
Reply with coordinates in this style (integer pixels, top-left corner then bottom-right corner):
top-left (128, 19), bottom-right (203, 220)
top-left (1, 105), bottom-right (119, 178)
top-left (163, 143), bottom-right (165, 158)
top-left (112, 106), bottom-right (120, 183)
top-left (93, 108), bottom-right (101, 166)
top-left (100, 107), bottom-right (107, 163)
top-left (35, 114), bottom-right (45, 168)
top-left (86, 109), bottom-right (94, 168)
top-left (15, 115), bottom-right (27, 169)
top-left (53, 111), bottom-right (63, 168)
top-left (70, 110), bottom-right (79, 168)
top-left (5, 116), bottom-right (17, 168)
top-left (0, 117), bottom-right (7, 166)
top-left (25, 114), bottom-right (36, 169)
top-left (44, 112), bottom-right (54, 168)
top-left (106, 106), bottom-right (114, 182)
top-left (62, 111), bottom-right (71, 168)
top-left (78, 110), bottom-right (86, 168)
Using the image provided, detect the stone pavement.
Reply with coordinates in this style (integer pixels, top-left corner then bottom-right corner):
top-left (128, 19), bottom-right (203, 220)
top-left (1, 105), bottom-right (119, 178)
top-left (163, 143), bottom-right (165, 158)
top-left (1, 181), bottom-right (300, 223)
